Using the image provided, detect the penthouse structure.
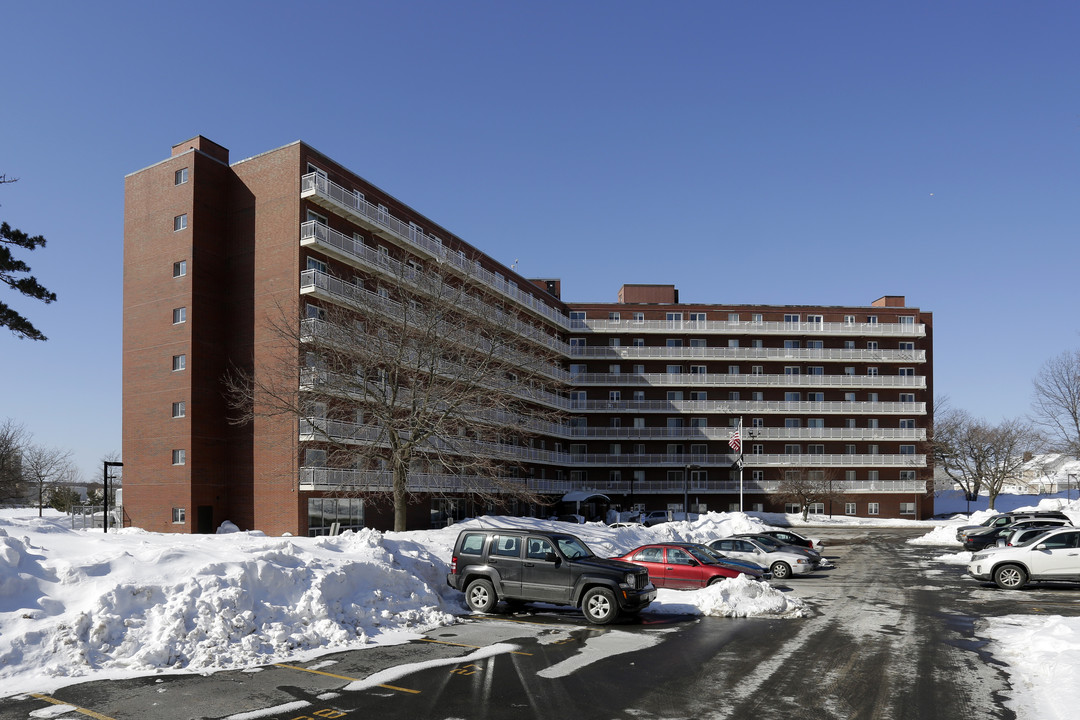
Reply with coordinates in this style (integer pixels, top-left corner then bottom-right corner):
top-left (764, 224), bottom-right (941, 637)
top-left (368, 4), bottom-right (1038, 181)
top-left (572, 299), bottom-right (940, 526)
top-left (123, 137), bottom-right (934, 535)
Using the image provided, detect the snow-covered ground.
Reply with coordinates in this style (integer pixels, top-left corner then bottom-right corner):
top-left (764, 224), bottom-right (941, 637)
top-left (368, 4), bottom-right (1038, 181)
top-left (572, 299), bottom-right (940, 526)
top-left (908, 492), bottom-right (1080, 720)
top-left (0, 508), bottom-right (807, 699)
top-left (5, 493), bottom-right (1080, 718)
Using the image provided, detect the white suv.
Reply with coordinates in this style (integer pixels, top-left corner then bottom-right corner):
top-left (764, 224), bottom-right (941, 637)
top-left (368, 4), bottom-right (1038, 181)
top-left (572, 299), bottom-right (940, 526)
top-left (968, 527), bottom-right (1080, 589)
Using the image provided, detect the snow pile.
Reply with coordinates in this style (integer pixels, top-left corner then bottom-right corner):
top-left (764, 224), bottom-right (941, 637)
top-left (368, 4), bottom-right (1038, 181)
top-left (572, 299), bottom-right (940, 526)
top-left (982, 615), bottom-right (1080, 720)
top-left (908, 524), bottom-right (964, 546)
top-left (0, 508), bottom-right (806, 698)
top-left (652, 573), bottom-right (808, 618)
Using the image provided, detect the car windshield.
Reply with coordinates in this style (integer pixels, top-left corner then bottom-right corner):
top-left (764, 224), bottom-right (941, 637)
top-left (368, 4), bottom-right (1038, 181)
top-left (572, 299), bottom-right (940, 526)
top-left (683, 546), bottom-right (717, 564)
top-left (1015, 530), bottom-right (1056, 547)
top-left (752, 536), bottom-right (784, 549)
top-left (554, 536), bottom-right (592, 559)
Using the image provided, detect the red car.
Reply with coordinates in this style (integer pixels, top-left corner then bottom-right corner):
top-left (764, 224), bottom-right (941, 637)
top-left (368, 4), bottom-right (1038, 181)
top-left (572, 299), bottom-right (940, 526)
top-left (612, 543), bottom-right (743, 590)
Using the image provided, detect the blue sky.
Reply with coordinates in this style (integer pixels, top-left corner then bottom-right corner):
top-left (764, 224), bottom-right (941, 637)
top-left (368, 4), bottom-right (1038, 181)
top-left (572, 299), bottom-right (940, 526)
top-left (1, 1), bottom-right (1077, 480)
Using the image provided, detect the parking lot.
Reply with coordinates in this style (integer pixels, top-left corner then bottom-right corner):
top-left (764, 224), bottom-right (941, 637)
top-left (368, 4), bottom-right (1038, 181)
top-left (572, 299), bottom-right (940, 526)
top-left (7, 527), bottom-right (1080, 720)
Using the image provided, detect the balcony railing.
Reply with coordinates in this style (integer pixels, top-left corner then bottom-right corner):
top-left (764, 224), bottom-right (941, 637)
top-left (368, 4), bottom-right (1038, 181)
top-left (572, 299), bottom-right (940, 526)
top-left (570, 346), bottom-right (926, 363)
top-left (298, 469), bottom-right (928, 495)
top-left (574, 318), bottom-right (926, 337)
top-left (568, 399), bottom-right (926, 414)
top-left (570, 372), bottom-right (926, 389)
top-left (564, 426), bottom-right (926, 441)
top-left (302, 173), bottom-right (568, 328)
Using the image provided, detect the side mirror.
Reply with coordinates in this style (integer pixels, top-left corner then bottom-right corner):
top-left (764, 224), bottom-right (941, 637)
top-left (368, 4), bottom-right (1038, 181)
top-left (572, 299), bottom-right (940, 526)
top-left (545, 552), bottom-right (559, 563)
top-left (688, 559), bottom-right (699, 567)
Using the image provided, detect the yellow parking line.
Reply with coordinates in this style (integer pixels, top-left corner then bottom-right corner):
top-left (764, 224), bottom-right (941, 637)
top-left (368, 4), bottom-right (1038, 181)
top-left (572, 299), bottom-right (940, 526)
top-left (419, 638), bottom-right (533, 656)
top-left (274, 663), bottom-right (420, 694)
top-left (30, 694), bottom-right (116, 720)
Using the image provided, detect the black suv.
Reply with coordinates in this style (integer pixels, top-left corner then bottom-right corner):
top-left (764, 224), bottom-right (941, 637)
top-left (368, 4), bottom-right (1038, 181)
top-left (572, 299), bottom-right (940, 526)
top-left (446, 528), bottom-right (656, 625)
top-left (955, 510), bottom-right (1071, 543)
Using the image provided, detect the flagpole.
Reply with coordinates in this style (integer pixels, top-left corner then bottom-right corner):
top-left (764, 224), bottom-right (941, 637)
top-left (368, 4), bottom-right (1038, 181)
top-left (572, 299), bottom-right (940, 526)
top-left (738, 416), bottom-right (744, 512)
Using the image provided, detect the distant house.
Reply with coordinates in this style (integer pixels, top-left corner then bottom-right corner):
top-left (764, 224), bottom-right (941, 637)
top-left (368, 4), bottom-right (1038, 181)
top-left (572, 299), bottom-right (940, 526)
top-left (1009, 454), bottom-right (1080, 494)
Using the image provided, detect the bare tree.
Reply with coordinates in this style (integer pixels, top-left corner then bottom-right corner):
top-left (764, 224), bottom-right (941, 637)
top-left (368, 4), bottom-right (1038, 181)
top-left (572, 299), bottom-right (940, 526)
top-left (22, 443), bottom-right (79, 516)
top-left (227, 248), bottom-right (566, 530)
top-left (1032, 349), bottom-right (1080, 456)
top-left (0, 418), bottom-right (29, 504)
top-left (932, 408), bottom-right (1043, 510)
top-left (775, 467), bottom-right (846, 521)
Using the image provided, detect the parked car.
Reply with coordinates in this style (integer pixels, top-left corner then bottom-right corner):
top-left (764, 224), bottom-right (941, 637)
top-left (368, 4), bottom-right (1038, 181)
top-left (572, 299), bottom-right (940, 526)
top-left (758, 529), bottom-right (824, 553)
top-left (968, 526), bottom-right (1080, 589)
top-left (962, 519), bottom-right (1072, 552)
top-left (708, 537), bottom-right (817, 579)
top-left (612, 543), bottom-right (771, 589)
top-left (668, 542), bottom-right (773, 580)
top-left (954, 510), bottom-right (1071, 543)
top-left (996, 526), bottom-right (1061, 549)
top-left (446, 528), bottom-right (655, 624)
top-left (640, 510), bottom-right (700, 527)
top-left (733, 533), bottom-right (823, 564)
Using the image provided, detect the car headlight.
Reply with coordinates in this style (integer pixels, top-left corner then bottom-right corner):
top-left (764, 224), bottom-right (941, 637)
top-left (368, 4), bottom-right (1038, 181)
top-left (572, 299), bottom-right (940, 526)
top-left (625, 572), bottom-right (637, 589)
top-left (796, 558), bottom-right (806, 564)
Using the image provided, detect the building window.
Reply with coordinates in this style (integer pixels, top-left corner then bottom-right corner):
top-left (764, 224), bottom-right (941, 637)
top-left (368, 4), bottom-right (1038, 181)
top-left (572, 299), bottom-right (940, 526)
top-left (667, 391), bottom-right (684, 401)
top-left (609, 390), bottom-right (621, 402)
top-left (784, 366), bottom-right (800, 375)
top-left (844, 315), bottom-right (855, 325)
top-left (728, 365), bottom-right (740, 375)
top-left (899, 341), bottom-right (915, 351)
top-left (569, 311), bottom-right (586, 327)
top-left (690, 365), bottom-right (707, 374)
top-left (867, 367), bottom-right (878, 376)
top-left (899, 502), bottom-right (916, 515)
top-left (633, 337), bottom-right (645, 347)
top-left (784, 314), bottom-right (799, 323)
top-left (845, 503), bottom-right (856, 515)
top-left (784, 503), bottom-right (800, 514)
top-left (807, 418), bottom-right (824, 428)
top-left (690, 312), bottom-right (707, 323)
top-left (867, 315), bottom-right (878, 324)
top-left (752, 391), bottom-right (764, 401)
top-left (846, 444), bottom-right (857, 454)
top-left (867, 502), bottom-right (880, 515)
top-left (808, 502), bottom-right (824, 514)
top-left (308, 497), bottom-right (364, 536)
top-left (751, 313), bottom-right (763, 324)
top-left (608, 312), bottom-right (620, 321)
top-left (690, 391), bottom-right (707, 401)
top-left (752, 444), bottom-right (763, 455)
top-left (752, 417), bottom-right (764, 427)
top-left (666, 365), bottom-right (682, 374)
top-left (808, 444), bottom-right (824, 454)
top-left (666, 312), bottom-right (682, 324)
top-left (173, 260), bottom-right (187, 278)
top-left (784, 444), bottom-right (801, 454)
top-left (900, 445), bottom-right (916, 455)
top-left (172, 401), bottom-right (185, 418)
top-left (172, 507), bottom-right (186, 523)
top-left (900, 393), bottom-right (916, 403)
top-left (172, 449), bottom-right (186, 465)
top-left (667, 338), bottom-right (683, 347)
top-left (174, 168), bottom-right (188, 185)
top-left (633, 312), bottom-right (645, 323)
top-left (172, 354), bottom-right (186, 371)
top-left (899, 418), bottom-right (915, 429)
top-left (173, 214), bottom-right (188, 232)
top-left (172, 307), bottom-right (186, 324)
top-left (807, 315), bottom-right (823, 325)
top-left (751, 365), bottom-right (763, 375)
top-left (899, 316), bottom-right (915, 325)
top-left (785, 418), bottom-right (801, 428)
top-left (784, 340), bottom-right (800, 349)
top-left (785, 392), bottom-right (801, 402)
top-left (608, 337), bottom-right (621, 347)
top-left (728, 391), bottom-right (740, 400)
top-left (899, 367), bottom-right (915, 376)
top-left (569, 337), bottom-right (586, 348)
top-left (609, 364), bottom-right (621, 374)
top-left (634, 390), bottom-right (645, 401)
top-left (808, 392), bottom-right (824, 402)
top-left (900, 470), bottom-right (917, 481)
top-left (633, 364), bottom-right (645, 374)
top-left (808, 366), bottom-right (824, 375)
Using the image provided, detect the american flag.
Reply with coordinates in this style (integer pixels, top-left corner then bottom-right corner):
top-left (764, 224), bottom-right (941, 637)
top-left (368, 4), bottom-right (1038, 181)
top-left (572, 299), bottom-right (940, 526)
top-left (728, 426), bottom-right (742, 453)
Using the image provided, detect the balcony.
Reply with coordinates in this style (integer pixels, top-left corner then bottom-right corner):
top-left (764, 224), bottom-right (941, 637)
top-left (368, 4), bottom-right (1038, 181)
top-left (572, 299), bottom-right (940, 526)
top-left (564, 426), bottom-right (926, 441)
top-left (570, 372), bottom-right (926, 390)
top-left (574, 318), bottom-right (926, 337)
top-left (569, 346), bottom-right (926, 363)
top-left (302, 173), bottom-right (568, 329)
top-left (299, 232), bottom-right (570, 357)
top-left (568, 399), bottom-right (927, 414)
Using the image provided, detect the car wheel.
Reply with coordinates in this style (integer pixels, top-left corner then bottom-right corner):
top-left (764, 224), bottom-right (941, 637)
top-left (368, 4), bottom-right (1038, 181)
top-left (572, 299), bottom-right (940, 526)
top-left (993, 564), bottom-right (1028, 590)
top-left (708, 576), bottom-right (726, 586)
top-left (465, 578), bottom-right (497, 612)
top-left (582, 587), bottom-right (619, 625)
top-left (770, 561), bottom-right (792, 579)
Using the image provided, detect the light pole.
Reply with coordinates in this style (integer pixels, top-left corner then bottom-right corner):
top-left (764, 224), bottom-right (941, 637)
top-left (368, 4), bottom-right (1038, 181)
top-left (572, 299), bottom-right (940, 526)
top-left (1069, 473), bottom-right (1077, 503)
top-left (103, 461), bottom-right (122, 533)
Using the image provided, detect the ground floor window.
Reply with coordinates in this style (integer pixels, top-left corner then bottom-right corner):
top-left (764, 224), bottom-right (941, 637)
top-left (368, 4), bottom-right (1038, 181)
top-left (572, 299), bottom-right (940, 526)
top-left (867, 502), bottom-right (880, 515)
top-left (845, 503), bottom-right (856, 515)
top-left (784, 503), bottom-right (800, 514)
top-left (751, 503), bottom-right (764, 512)
top-left (308, 497), bottom-right (364, 536)
top-left (899, 502), bottom-right (916, 515)
top-left (807, 503), bottom-right (824, 514)
top-left (432, 498), bottom-right (469, 528)
top-left (172, 507), bottom-right (185, 524)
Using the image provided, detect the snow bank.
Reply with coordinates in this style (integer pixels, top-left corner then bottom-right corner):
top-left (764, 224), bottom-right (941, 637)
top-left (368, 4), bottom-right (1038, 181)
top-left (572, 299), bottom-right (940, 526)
top-left (982, 615), bottom-right (1080, 720)
top-left (0, 508), bottom-right (805, 698)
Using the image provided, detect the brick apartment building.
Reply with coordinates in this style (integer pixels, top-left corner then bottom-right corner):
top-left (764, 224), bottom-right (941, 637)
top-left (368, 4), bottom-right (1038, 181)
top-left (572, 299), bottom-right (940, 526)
top-left (123, 136), bottom-right (934, 535)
